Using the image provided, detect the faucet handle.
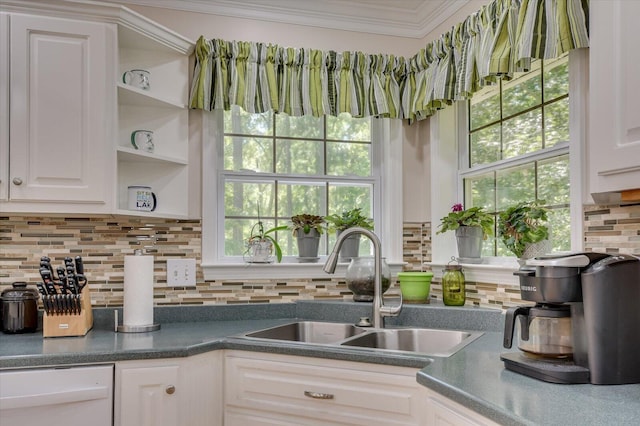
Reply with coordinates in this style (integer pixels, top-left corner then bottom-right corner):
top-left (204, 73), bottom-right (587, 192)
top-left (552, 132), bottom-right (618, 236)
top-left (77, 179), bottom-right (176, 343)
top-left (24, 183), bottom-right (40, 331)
top-left (380, 292), bottom-right (403, 317)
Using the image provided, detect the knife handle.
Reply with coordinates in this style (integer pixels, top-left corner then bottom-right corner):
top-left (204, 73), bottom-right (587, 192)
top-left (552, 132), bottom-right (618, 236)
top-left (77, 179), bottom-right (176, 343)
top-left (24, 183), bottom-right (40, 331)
top-left (76, 275), bottom-right (87, 293)
top-left (56, 266), bottom-right (66, 283)
top-left (67, 276), bottom-right (78, 295)
top-left (45, 281), bottom-right (58, 295)
top-left (36, 282), bottom-right (46, 294)
top-left (75, 256), bottom-right (84, 275)
top-left (64, 257), bottom-right (74, 272)
top-left (40, 267), bottom-right (54, 284)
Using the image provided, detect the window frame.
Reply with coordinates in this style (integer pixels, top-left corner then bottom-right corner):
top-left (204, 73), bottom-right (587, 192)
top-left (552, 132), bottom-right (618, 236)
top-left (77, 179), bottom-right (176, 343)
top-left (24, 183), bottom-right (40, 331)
top-left (428, 49), bottom-right (588, 285)
top-left (200, 111), bottom-right (404, 280)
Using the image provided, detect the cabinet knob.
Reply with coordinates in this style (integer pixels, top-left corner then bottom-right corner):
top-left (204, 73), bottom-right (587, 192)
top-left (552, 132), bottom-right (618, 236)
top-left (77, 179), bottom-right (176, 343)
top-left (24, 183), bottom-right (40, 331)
top-left (12, 177), bottom-right (23, 185)
top-left (166, 385), bottom-right (176, 395)
top-left (304, 390), bottom-right (334, 400)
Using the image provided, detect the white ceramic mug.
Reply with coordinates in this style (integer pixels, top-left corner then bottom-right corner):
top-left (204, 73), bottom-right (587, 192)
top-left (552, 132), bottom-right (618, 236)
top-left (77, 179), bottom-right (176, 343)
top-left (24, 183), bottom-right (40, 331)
top-left (131, 130), bottom-right (154, 153)
top-left (128, 186), bottom-right (157, 212)
top-left (123, 69), bottom-right (150, 90)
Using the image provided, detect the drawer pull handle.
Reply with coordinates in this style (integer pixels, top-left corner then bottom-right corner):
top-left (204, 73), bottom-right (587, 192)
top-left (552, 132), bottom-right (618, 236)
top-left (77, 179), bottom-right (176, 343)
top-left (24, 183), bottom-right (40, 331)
top-left (166, 385), bottom-right (176, 395)
top-left (304, 391), bottom-right (334, 400)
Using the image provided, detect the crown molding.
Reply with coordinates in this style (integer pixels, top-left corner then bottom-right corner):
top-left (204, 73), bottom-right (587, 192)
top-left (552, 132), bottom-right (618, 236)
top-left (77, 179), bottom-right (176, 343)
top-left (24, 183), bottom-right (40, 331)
top-left (100, 0), bottom-right (472, 39)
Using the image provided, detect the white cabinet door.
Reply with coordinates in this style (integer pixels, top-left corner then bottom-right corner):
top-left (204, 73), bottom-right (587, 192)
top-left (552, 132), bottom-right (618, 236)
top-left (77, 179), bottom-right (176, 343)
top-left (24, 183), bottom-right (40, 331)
top-left (588, 0), bottom-right (640, 197)
top-left (115, 352), bottom-right (221, 426)
top-left (116, 362), bottom-right (180, 426)
top-left (7, 13), bottom-right (112, 208)
top-left (0, 13), bottom-right (8, 202)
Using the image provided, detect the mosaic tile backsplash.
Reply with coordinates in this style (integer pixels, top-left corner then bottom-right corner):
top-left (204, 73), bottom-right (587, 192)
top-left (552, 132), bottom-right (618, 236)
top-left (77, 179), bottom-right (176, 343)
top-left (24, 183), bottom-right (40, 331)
top-left (2, 204), bottom-right (638, 310)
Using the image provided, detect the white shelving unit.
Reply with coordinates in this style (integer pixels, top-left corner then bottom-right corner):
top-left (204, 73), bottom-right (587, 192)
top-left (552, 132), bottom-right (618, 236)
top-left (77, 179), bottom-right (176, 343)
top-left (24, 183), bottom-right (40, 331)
top-left (115, 24), bottom-right (193, 218)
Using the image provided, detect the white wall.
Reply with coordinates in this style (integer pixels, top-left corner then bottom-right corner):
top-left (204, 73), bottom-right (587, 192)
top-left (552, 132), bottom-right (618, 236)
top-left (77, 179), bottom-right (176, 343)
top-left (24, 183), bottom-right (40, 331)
top-left (402, 120), bottom-right (431, 222)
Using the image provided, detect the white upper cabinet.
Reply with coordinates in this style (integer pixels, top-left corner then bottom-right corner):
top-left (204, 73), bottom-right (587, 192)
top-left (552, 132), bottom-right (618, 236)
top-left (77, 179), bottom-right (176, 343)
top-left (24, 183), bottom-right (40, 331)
top-left (1, 11), bottom-right (114, 213)
top-left (0, 0), bottom-right (194, 218)
top-left (588, 0), bottom-right (640, 200)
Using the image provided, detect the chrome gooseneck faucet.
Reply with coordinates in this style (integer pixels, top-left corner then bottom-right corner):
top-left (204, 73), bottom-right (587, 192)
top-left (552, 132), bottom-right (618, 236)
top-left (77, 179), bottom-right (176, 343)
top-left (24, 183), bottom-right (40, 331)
top-left (323, 227), bottom-right (402, 328)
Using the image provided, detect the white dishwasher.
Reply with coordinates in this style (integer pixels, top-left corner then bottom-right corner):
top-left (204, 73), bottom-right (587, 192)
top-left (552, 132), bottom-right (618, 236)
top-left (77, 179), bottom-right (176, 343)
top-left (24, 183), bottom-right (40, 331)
top-left (0, 364), bottom-right (113, 426)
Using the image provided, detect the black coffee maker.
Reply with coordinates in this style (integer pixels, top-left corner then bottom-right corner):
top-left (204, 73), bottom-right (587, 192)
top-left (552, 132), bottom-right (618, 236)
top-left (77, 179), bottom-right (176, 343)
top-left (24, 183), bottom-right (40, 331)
top-left (501, 252), bottom-right (640, 384)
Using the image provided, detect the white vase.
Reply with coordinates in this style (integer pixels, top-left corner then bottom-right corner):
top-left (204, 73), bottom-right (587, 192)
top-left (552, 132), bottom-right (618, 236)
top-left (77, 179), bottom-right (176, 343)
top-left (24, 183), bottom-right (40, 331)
top-left (247, 239), bottom-right (273, 263)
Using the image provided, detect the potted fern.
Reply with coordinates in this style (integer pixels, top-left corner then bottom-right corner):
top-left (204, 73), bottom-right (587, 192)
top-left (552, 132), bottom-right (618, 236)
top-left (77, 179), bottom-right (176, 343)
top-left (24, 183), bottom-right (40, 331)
top-left (437, 203), bottom-right (493, 262)
top-left (290, 214), bottom-right (326, 262)
top-left (498, 200), bottom-right (551, 264)
top-left (325, 208), bottom-right (374, 261)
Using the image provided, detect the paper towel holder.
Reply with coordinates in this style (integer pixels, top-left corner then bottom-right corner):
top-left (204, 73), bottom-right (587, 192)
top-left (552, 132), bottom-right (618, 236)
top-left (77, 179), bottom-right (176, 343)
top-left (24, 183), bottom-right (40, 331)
top-left (115, 308), bottom-right (160, 333)
top-left (116, 249), bottom-right (161, 333)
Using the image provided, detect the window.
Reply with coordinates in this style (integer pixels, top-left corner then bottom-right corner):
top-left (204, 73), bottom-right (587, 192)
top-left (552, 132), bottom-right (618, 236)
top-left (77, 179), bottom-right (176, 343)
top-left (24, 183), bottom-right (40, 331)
top-left (461, 54), bottom-right (571, 256)
top-left (219, 106), bottom-right (379, 262)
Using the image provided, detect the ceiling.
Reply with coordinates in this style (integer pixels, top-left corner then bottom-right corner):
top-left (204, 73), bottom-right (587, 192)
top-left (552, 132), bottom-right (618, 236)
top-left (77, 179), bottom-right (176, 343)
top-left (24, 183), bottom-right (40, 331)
top-left (112, 0), bottom-right (473, 38)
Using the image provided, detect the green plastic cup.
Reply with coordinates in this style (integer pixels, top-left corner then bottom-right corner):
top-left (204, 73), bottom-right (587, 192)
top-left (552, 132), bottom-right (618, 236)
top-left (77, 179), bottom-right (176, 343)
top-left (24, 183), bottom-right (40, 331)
top-left (398, 271), bottom-right (434, 304)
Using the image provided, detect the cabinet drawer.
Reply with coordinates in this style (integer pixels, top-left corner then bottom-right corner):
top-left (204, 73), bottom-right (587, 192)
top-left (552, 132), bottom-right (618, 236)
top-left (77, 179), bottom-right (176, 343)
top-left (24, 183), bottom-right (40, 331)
top-left (225, 352), bottom-right (426, 425)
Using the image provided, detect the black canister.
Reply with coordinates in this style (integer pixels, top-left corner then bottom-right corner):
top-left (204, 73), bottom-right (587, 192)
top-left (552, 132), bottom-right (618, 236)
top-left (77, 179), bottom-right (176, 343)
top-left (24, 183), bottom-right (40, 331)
top-left (1, 282), bottom-right (39, 333)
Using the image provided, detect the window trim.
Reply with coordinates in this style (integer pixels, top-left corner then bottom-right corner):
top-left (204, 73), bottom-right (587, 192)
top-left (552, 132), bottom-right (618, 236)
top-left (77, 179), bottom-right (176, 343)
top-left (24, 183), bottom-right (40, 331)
top-left (428, 49), bottom-right (588, 284)
top-left (200, 112), bottom-right (404, 280)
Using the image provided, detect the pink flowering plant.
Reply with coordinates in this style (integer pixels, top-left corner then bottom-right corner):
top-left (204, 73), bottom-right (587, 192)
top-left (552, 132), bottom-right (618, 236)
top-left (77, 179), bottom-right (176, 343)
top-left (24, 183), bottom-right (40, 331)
top-left (437, 203), bottom-right (493, 239)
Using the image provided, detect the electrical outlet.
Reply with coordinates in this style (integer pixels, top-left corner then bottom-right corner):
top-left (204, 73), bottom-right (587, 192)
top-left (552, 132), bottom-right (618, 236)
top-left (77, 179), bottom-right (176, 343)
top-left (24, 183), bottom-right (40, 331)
top-left (166, 258), bottom-right (196, 287)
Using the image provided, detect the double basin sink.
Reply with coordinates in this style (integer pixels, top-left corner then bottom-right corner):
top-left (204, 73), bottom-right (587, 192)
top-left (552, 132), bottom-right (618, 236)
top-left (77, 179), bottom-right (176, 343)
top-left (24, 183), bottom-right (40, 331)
top-left (242, 321), bottom-right (482, 358)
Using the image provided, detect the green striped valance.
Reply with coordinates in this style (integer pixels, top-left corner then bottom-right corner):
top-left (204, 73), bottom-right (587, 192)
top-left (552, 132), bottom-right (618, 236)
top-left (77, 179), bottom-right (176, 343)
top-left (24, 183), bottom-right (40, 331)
top-left (189, 0), bottom-right (589, 122)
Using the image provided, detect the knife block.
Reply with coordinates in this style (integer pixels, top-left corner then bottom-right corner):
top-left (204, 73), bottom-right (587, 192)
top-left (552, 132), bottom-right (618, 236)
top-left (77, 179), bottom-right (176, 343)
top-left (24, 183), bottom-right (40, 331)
top-left (43, 287), bottom-right (93, 338)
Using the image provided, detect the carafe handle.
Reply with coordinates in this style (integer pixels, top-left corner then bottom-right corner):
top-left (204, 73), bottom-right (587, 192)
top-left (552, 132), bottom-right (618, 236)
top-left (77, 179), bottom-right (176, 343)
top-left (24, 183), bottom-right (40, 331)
top-left (503, 306), bottom-right (530, 348)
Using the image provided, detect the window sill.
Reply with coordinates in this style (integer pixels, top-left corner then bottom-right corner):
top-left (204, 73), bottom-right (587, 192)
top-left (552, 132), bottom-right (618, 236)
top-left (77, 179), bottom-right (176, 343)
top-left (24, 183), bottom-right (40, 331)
top-left (202, 261), bottom-right (406, 281)
top-left (426, 257), bottom-right (521, 286)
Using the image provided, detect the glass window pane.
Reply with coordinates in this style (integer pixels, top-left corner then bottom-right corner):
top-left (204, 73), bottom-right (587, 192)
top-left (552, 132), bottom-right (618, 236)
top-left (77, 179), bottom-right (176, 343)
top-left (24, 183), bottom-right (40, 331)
top-left (496, 163), bottom-right (535, 210)
top-left (224, 105), bottom-right (272, 135)
top-left (548, 207), bottom-right (571, 252)
top-left (502, 109), bottom-right (542, 158)
top-left (276, 113), bottom-right (323, 139)
top-left (327, 142), bottom-right (371, 176)
top-left (537, 155), bottom-right (570, 205)
top-left (502, 65), bottom-right (541, 118)
top-left (224, 218), bottom-right (253, 256)
top-left (327, 114), bottom-right (371, 141)
top-left (469, 87), bottom-right (500, 130)
top-left (224, 136), bottom-right (273, 172)
top-left (544, 98), bottom-right (569, 147)
top-left (277, 182), bottom-right (325, 218)
top-left (470, 124), bottom-right (501, 166)
top-left (275, 139), bottom-right (323, 175)
top-left (328, 183), bottom-right (372, 217)
top-left (224, 180), bottom-right (275, 217)
top-left (543, 55), bottom-right (569, 101)
top-left (464, 172), bottom-right (496, 212)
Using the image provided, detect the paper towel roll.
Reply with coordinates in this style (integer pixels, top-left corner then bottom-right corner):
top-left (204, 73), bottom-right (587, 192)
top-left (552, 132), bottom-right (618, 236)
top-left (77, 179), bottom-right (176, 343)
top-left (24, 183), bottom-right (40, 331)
top-left (123, 254), bottom-right (154, 327)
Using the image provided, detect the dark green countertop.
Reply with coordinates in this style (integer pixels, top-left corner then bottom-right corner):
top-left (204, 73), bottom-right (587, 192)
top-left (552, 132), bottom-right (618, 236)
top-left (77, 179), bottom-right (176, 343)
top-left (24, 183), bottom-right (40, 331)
top-left (1, 301), bottom-right (639, 425)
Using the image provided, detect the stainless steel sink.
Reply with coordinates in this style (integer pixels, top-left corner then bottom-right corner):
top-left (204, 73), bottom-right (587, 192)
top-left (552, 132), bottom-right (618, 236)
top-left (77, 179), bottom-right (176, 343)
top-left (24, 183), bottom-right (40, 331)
top-left (339, 328), bottom-right (483, 357)
top-left (244, 321), bottom-right (367, 344)
top-left (242, 321), bottom-right (483, 357)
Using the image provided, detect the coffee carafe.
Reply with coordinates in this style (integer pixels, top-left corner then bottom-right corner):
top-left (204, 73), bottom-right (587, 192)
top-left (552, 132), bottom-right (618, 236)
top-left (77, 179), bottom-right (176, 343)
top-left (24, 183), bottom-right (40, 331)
top-left (504, 304), bottom-right (573, 358)
top-left (501, 252), bottom-right (640, 385)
